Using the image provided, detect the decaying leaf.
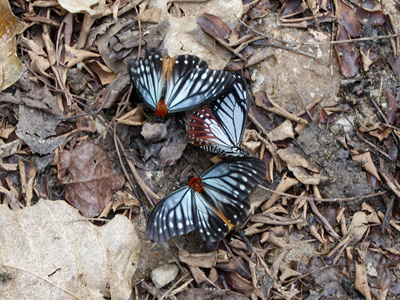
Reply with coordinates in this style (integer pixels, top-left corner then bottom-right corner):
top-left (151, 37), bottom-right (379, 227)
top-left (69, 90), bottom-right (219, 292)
top-left (16, 106), bottom-right (69, 155)
top-left (0, 0), bottom-right (25, 91)
top-left (58, 141), bottom-right (125, 217)
top-left (0, 200), bottom-right (140, 300)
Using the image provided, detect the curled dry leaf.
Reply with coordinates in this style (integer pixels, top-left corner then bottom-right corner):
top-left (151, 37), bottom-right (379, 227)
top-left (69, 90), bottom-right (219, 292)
top-left (267, 119), bottom-right (294, 142)
top-left (277, 147), bottom-right (321, 184)
top-left (116, 106), bottom-right (146, 126)
top-left (352, 152), bottom-right (381, 181)
top-left (335, 25), bottom-right (359, 77)
top-left (0, 0), bottom-right (26, 91)
top-left (0, 199), bottom-right (140, 300)
top-left (355, 241), bottom-right (373, 300)
top-left (58, 141), bottom-right (125, 217)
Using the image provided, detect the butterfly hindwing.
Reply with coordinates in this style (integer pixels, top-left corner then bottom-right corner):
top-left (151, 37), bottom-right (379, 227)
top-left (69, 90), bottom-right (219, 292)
top-left (212, 73), bottom-right (248, 148)
top-left (146, 187), bottom-right (196, 242)
top-left (193, 192), bottom-right (230, 242)
top-left (189, 73), bottom-right (249, 156)
top-left (128, 49), bottom-right (164, 111)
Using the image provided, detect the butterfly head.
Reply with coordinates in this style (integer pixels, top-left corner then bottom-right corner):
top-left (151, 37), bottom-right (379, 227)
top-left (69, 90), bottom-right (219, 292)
top-left (156, 99), bottom-right (168, 118)
top-left (188, 177), bottom-right (204, 193)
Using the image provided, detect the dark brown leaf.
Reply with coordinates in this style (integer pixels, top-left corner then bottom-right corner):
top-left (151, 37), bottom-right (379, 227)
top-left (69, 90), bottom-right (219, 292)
top-left (337, 0), bottom-right (359, 37)
top-left (58, 141), bottom-right (125, 217)
top-left (335, 25), bottom-right (359, 77)
top-left (198, 13), bottom-right (231, 43)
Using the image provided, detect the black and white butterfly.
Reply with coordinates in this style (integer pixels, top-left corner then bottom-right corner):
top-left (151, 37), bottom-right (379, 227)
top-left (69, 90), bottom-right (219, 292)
top-left (189, 72), bottom-right (249, 156)
top-left (146, 157), bottom-right (266, 242)
top-left (128, 49), bottom-right (236, 118)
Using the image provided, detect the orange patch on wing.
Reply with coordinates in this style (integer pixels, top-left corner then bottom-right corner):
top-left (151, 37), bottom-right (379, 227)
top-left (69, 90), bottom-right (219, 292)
top-left (188, 177), bottom-right (204, 193)
top-left (211, 207), bottom-right (233, 229)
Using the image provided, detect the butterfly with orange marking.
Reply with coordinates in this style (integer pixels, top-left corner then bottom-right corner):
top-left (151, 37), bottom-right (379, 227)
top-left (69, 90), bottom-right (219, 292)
top-left (146, 157), bottom-right (266, 242)
top-left (128, 49), bottom-right (236, 118)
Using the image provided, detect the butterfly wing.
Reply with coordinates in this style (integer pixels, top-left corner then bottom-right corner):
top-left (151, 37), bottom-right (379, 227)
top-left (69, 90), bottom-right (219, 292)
top-left (193, 192), bottom-right (231, 242)
top-left (201, 157), bottom-right (266, 227)
top-left (146, 186), bottom-right (196, 242)
top-left (128, 49), bottom-right (164, 111)
top-left (189, 73), bottom-right (249, 156)
top-left (165, 55), bottom-right (236, 113)
top-left (189, 107), bottom-right (248, 156)
top-left (212, 73), bottom-right (249, 148)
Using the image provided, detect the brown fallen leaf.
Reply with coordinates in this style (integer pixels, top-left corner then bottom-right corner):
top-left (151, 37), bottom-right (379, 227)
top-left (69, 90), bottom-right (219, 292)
top-left (58, 141), bottom-right (125, 217)
top-left (267, 119), bottom-right (294, 142)
top-left (0, 0), bottom-right (26, 91)
top-left (276, 147), bottom-right (321, 184)
top-left (0, 200), bottom-right (139, 299)
top-left (116, 107), bottom-right (146, 126)
top-left (63, 44), bottom-right (100, 68)
top-left (179, 249), bottom-right (218, 268)
top-left (198, 13), bottom-right (232, 43)
top-left (352, 152), bottom-right (381, 181)
top-left (136, 6), bottom-right (162, 23)
top-left (355, 240), bottom-right (372, 300)
top-left (335, 25), bottom-right (359, 77)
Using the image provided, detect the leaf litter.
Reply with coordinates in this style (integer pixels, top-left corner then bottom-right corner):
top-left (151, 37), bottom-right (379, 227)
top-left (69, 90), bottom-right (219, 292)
top-left (0, 0), bottom-right (400, 299)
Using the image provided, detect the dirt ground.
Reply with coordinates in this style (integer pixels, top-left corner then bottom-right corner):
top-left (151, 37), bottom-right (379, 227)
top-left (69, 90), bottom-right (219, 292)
top-left (1, 0), bottom-right (400, 299)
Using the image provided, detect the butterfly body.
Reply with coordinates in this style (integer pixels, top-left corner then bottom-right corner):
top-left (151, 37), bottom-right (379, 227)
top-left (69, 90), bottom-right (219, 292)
top-left (128, 49), bottom-right (235, 118)
top-left (146, 157), bottom-right (266, 242)
top-left (189, 73), bottom-right (249, 156)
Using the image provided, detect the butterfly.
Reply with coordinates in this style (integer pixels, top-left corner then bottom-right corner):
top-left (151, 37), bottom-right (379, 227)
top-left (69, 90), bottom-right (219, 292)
top-left (128, 49), bottom-right (236, 118)
top-left (146, 157), bottom-right (266, 242)
top-left (189, 72), bottom-right (249, 156)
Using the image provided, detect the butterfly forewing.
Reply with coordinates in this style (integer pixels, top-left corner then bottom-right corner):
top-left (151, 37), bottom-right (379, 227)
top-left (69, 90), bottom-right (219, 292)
top-left (165, 67), bottom-right (236, 113)
top-left (128, 49), bottom-right (165, 111)
top-left (189, 73), bottom-right (249, 156)
top-left (146, 187), bottom-right (196, 242)
top-left (201, 157), bottom-right (266, 224)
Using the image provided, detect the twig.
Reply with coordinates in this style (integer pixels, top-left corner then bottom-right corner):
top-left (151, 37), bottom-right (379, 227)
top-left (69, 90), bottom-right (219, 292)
top-left (238, 18), bottom-right (400, 46)
top-left (257, 185), bottom-right (386, 202)
top-left (355, 131), bottom-right (393, 161)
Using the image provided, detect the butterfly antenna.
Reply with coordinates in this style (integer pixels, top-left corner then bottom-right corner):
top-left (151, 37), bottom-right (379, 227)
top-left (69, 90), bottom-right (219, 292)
top-left (238, 229), bottom-right (254, 256)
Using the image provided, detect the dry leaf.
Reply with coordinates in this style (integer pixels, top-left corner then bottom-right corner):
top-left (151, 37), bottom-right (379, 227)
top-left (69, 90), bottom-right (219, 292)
top-left (116, 107), bottom-right (146, 126)
top-left (0, 199), bottom-right (140, 299)
top-left (0, 0), bottom-right (26, 91)
top-left (58, 141), bottom-right (125, 217)
top-left (58, 0), bottom-right (104, 16)
top-left (267, 119), bottom-right (294, 141)
top-left (16, 106), bottom-right (68, 155)
top-left (352, 152), bottom-right (381, 181)
top-left (179, 249), bottom-right (218, 268)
